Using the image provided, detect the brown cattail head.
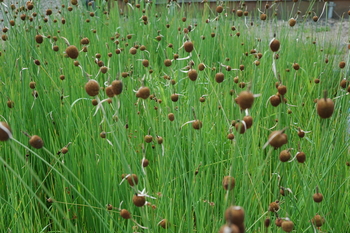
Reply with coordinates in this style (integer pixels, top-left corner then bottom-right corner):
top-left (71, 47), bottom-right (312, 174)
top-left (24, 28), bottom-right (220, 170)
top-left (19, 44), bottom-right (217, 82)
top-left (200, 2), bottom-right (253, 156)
top-left (85, 80), bottom-right (100, 97)
top-left (0, 122), bottom-right (12, 141)
top-left (65, 45), bottom-right (79, 59)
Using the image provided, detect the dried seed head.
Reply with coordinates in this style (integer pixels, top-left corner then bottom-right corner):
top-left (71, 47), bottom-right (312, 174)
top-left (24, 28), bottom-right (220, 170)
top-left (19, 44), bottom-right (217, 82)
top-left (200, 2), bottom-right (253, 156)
top-left (216, 5), bottom-right (223, 13)
top-left (339, 61), bottom-right (346, 69)
top-left (188, 69), bottom-right (198, 81)
top-left (120, 209), bottom-right (131, 219)
top-left (215, 72), bottom-right (224, 83)
top-left (222, 176), bottom-right (235, 190)
top-left (168, 113), bottom-right (175, 121)
top-left (164, 59), bottom-right (172, 67)
top-left (288, 18), bottom-right (296, 27)
top-left (317, 91), bottom-right (334, 118)
top-left (275, 218), bottom-right (283, 227)
top-left (268, 130), bottom-right (288, 148)
top-left (293, 63), bottom-right (300, 70)
top-left (270, 95), bottom-right (281, 107)
top-left (129, 47), bottom-right (137, 55)
top-left (157, 136), bottom-right (163, 144)
top-left (142, 59), bottom-right (149, 67)
top-left (227, 133), bottom-right (234, 140)
top-left (105, 86), bottom-right (115, 98)
top-left (270, 38), bottom-right (280, 52)
top-left (268, 201), bottom-right (279, 212)
top-left (85, 80), bottom-right (100, 97)
top-left (264, 218), bottom-right (271, 228)
top-left (279, 149), bottom-right (291, 162)
top-left (144, 135), bottom-right (153, 143)
top-left (35, 34), bottom-right (43, 44)
top-left (0, 122), bottom-right (12, 141)
top-left (29, 135), bottom-right (44, 149)
top-left (237, 91), bottom-right (254, 109)
top-left (277, 85), bottom-right (287, 96)
top-left (159, 219), bottom-right (169, 229)
top-left (225, 206), bottom-right (245, 225)
top-left (171, 94), bottom-right (179, 102)
top-left (132, 195), bottom-right (146, 207)
top-left (111, 80), bottom-right (123, 95)
top-left (340, 79), bottom-right (347, 88)
top-left (100, 66), bottom-right (108, 74)
top-left (142, 158), bottom-right (149, 167)
top-left (80, 37), bottom-right (90, 45)
top-left (61, 147), bottom-right (69, 154)
top-left (243, 116), bottom-right (253, 129)
top-left (313, 192), bottom-right (323, 203)
top-left (260, 13), bottom-right (267, 20)
top-left (7, 100), bottom-right (14, 108)
top-left (65, 45), bottom-right (79, 59)
top-left (236, 10), bottom-right (243, 17)
top-left (192, 120), bottom-right (202, 130)
top-left (184, 41), bottom-right (194, 53)
top-left (296, 152), bottom-right (306, 163)
top-left (127, 174), bottom-right (138, 186)
top-left (235, 121), bottom-right (246, 134)
top-left (136, 87), bottom-right (150, 99)
top-left (219, 224), bottom-right (240, 233)
top-left (281, 220), bottom-right (294, 232)
top-left (312, 214), bottom-right (324, 227)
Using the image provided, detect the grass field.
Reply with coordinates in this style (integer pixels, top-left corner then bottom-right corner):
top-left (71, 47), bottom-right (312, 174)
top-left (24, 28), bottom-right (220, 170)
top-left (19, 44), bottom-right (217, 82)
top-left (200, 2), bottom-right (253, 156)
top-left (0, 0), bottom-right (349, 232)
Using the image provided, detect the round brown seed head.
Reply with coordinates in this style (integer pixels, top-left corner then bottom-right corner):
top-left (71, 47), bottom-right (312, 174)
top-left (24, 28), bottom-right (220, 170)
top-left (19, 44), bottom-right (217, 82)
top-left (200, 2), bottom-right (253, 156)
top-left (278, 85), bottom-right (287, 95)
top-left (136, 87), bottom-right (150, 99)
top-left (260, 13), bottom-right (267, 20)
top-left (268, 131), bottom-right (288, 148)
top-left (279, 149), bottom-right (291, 162)
top-left (132, 195), bottom-right (146, 207)
top-left (264, 218), bottom-right (271, 228)
top-left (0, 122), bottom-right (12, 141)
top-left (339, 61), bottom-right (346, 69)
top-left (91, 99), bottom-right (98, 106)
top-left (65, 45), bottom-right (79, 59)
top-left (85, 80), bottom-right (100, 97)
top-left (227, 133), bottom-right (234, 140)
top-left (317, 94), bottom-right (334, 119)
top-left (7, 100), bottom-right (14, 108)
top-left (218, 224), bottom-right (240, 233)
top-left (144, 135), bottom-right (153, 143)
top-left (127, 174), bottom-right (138, 186)
top-left (236, 10), bottom-right (243, 17)
top-left (293, 63), bottom-right (300, 70)
top-left (142, 158), bottom-right (149, 167)
top-left (171, 94), bottom-right (179, 102)
top-left (61, 147), bottom-right (69, 154)
top-left (105, 86), bottom-right (115, 98)
top-left (71, 0), bottom-right (78, 5)
top-left (215, 72), bottom-right (224, 83)
top-left (184, 41), bottom-right (194, 53)
top-left (270, 95), bottom-right (281, 107)
top-left (188, 69), bottom-right (198, 81)
top-left (268, 201), bottom-right (279, 212)
top-left (192, 120), bottom-right (202, 130)
top-left (159, 219), bottom-right (169, 229)
top-left (312, 215), bottom-right (324, 227)
top-left (243, 116), bottom-right (253, 129)
top-left (157, 136), bottom-right (163, 144)
top-left (216, 5), bottom-right (223, 13)
top-left (129, 47), bottom-right (137, 55)
top-left (296, 152), bottom-right (306, 163)
top-left (225, 206), bottom-right (245, 225)
top-left (270, 38), bottom-right (280, 52)
top-left (142, 59), bottom-right (149, 67)
top-left (237, 91), bottom-right (254, 109)
top-left (100, 66), bottom-right (108, 74)
top-left (80, 37), bottom-right (90, 45)
top-left (111, 80), bottom-right (123, 95)
top-left (235, 121), bottom-right (246, 134)
top-left (120, 209), bottom-right (131, 219)
top-left (35, 34), bottom-right (43, 44)
top-left (164, 59), bottom-right (172, 67)
top-left (340, 79), bottom-right (347, 88)
top-left (288, 18), bottom-right (296, 27)
top-left (29, 135), bottom-right (44, 149)
top-left (313, 193), bottom-right (323, 203)
top-left (222, 176), bottom-right (235, 190)
top-left (281, 220), bottom-right (294, 232)
top-left (168, 113), bottom-right (175, 121)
